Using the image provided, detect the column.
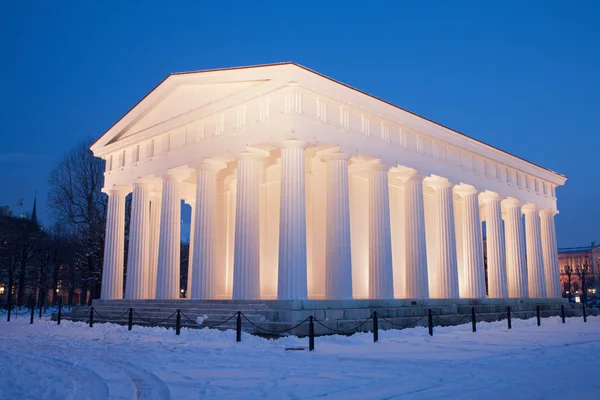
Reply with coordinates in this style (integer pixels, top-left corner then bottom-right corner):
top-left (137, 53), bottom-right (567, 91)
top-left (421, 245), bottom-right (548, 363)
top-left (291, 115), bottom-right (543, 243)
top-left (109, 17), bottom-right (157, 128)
top-left (454, 186), bottom-right (486, 298)
top-left (101, 187), bottom-right (127, 300)
top-left (481, 192), bottom-right (508, 298)
top-left (278, 140), bottom-right (308, 300)
top-left (147, 190), bottom-right (162, 299)
top-left (523, 204), bottom-right (547, 298)
top-left (186, 202), bottom-right (195, 297)
top-left (233, 152), bottom-right (263, 300)
top-left (191, 162), bottom-right (224, 299)
top-left (502, 198), bottom-right (528, 298)
top-left (402, 171), bottom-right (429, 299)
top-left (540, 209), bottom-right (560, 298)
top-left (156, 171), bottom-right (187, 300)
top-left (431, 180), bottom-right (459, 299)
top-left (325, 153), bottom-right (353, 300)
top-left (125, 182), bottom-right (151, 299)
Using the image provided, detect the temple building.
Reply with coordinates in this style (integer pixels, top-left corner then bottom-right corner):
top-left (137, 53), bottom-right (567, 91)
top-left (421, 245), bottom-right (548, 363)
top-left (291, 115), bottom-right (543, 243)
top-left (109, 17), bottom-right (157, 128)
top-left (90, 63), bottom-right (567, 301)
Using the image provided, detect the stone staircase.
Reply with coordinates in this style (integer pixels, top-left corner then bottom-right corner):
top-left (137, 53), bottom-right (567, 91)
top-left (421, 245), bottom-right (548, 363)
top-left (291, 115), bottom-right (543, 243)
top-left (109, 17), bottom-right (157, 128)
top-left (61, 298), bottom-right (582, 336)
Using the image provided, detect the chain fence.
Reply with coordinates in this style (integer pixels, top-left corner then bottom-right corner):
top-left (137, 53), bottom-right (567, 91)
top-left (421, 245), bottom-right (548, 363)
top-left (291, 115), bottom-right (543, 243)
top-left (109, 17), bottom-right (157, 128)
top-left (2, 301), bottom-right (598, 351)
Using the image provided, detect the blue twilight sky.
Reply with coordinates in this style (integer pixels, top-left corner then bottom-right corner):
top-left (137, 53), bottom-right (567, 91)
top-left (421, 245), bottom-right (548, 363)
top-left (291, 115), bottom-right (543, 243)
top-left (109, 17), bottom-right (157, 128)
top-left (0, 1), bottom-right (599, 247)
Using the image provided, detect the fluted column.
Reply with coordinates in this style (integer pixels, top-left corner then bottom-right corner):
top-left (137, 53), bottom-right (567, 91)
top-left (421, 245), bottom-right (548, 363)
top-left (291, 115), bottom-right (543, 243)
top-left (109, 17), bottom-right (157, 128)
top-left (325, 153), bottom-right (353, 299)
top-left (186, 202), bottom-right (195, 297)
top-left (524, 204), bottom-right (547, 298)
top-left (233, 152), bottom-right (263, 300)
top-left (101, 187), bottom-right (127, 300)
top-left (402, 171), bottom-right (429, 299)
top-left (502, 198), bottom-right (528, 298)
top-left (156, 171), bottom-right (187, 299)
top-left (278, 140), bottom-right (308, 300)
top-left (147, 191), bottom-right (162, 299)
top-left (454, 185), bottom-right (486, 298)
top-left (481, 192), bottom-right (508, 298)
top-left (125, 182), bottom-right (151, 299)
top-left (191, 162), bottom-right (225, 299)
top-left (430, 179), bottom-right (459, 299)
top-left (540, 209), bottom-right (560, 298)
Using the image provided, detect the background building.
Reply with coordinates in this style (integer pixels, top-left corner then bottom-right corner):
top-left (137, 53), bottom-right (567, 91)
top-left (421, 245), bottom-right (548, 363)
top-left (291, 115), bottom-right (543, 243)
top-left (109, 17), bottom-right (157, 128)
top-left (558, 243), bottom-right (599, 302)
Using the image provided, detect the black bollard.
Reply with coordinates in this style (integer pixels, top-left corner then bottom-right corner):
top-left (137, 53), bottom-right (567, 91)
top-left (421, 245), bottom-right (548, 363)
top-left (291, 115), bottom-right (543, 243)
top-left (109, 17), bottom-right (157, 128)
top-left (176, 309), bottom-right (181, 336)
top-left (128, 308), bottom-right (133, 331)
top-left (89, 307), bottom-right (94, 328)
top-left (373, 312), bottom-right (379, 343)
top-left (6, 305), bottom-right (10, 322)
top-left (536, 305), bottom-right (541, 326)
top-left (57, 302), bottom-right (62, 326)
top-left (561, 304), bottom-right (565, 324)
top-left (507, 306), bottom-right (512, 329)
top-left (428, 309), bottom-right (433, 336)
top-left (236, 311), bottom-right (242, 342)
top-left (30, 304), bottom-right (35, 325)
top-left (38, 296), bottom-right (42, 319)
top-left (471, 307), bottom-right (477, 333)
top-left (309, 316), bottom-right (315, 351)
top-left (582, 304), bottom-right (587, 323)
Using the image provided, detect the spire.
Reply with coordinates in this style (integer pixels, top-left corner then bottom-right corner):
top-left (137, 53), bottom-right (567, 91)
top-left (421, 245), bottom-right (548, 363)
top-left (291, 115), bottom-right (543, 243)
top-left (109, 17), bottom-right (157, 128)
top-left (31, 193), bottom-right (37, 225)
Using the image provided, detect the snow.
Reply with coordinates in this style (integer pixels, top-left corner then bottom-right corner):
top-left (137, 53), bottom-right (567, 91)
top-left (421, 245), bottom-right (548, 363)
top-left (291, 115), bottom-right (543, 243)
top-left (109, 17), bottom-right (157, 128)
top-left (0, 314), bottom-right (599, 399)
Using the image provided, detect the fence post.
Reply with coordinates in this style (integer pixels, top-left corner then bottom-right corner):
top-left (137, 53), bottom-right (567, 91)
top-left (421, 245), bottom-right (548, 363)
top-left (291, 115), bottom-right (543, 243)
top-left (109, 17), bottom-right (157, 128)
top-left (507, 306), bottom-right (512, 329)
top-left (128, 308), bottom-right (133, 331)
top-left (373, 312), bottom-right (379, 343)
top-left (38, 295), bottom-right (42, 318)
top-left (428, 309), bottom-right (433, 336)
top-left (561, 304), bottom-right (565, 323)
top-left (236, 311), bottom-right (242, 342)
top-left (536, 305), bottom-right (541, 326)
top-left (57, 301), bottom-right (62, 325)
top-left (6, 304), bottom-right (11, 322)
top-left (471, 307), bottom-right (476, 333)
top-left (30, 304), bottom-right (35, 325)
top-left (176, 309), bottom-right (181, 335)
top-left (309, 316), bottom-right (315, 351)
top-left (582, 303), bottom-right (587, 323)
top-left (89, 307), bottom-right (94, 328)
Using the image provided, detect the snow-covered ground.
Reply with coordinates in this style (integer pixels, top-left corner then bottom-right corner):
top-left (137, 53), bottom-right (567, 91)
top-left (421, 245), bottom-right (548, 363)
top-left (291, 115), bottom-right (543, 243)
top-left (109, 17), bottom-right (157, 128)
top-left (0, 313), bottom-right (599, 399)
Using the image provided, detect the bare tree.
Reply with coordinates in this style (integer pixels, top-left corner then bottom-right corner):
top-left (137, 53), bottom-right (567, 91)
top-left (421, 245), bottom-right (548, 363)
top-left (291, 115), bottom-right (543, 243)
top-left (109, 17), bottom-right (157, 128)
top-left (48, 140), bottom-right (107, 304)
top-left (575, 262), bottom-right (594, 305)
top-left (563, 264), bottom-right (573, 302)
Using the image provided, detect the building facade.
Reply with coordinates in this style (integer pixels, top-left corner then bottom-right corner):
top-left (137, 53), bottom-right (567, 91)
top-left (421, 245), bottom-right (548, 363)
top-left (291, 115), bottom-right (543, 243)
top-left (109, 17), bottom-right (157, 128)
top-left (91, 63), bottom-right (567, 301)
top-left (558, 244), bottom-right (599, 300)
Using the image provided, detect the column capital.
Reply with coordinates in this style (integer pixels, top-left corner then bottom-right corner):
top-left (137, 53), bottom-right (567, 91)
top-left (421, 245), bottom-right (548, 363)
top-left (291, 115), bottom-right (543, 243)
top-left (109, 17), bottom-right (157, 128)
top-left (102, 185), bottom-right (130, 196)
top-left (238, 151), bottom-right (267, 161)
top-left (521, 203), bottom-right (539, 214)
top-left (163, 168), bottom-right (191, 182)
top-left (366, 162), bottom-right (391, 172)
top-left (322, 152), bottom-right (352, 162)
top-left (277, 139), bottom-right (309, 150)
top-left (479, 190), bottom-right (502, 204)
top-left (397, 168), bottom-right (424, 183)
top-left (539, 208), bottom-right (558, 217)
top-left (193, 159), bottom-right (227, 173)
top-left (453, 184), bottom-right (478, 197)
top-left (426, 177), bottom-right (454, 190)
top-left (501, 197), bottom-right (522, 209)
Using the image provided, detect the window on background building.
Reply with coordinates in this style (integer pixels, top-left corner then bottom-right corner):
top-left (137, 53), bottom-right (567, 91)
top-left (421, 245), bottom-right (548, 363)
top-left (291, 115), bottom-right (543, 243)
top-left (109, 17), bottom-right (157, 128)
top-left (0, 285), bottom-right (4, 295)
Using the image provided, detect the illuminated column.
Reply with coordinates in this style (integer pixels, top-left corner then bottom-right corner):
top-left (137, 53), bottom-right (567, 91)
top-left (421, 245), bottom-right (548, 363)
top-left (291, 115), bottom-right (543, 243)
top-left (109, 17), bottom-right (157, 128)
top-left (502, 198), bottom-right (528, 298)
top-left (523, 204), bottom-right (547, 298)
top-left (324, 152), bottom-right (353, 300)
top-left (147, 190), bottom-right (162, 299)
top-left (278, 140), bottom-right (308, 300)
top-left (402, 171), bottom-right (429, 299)
top-left (431, 179), bottom-right (459, 299)
top-left (454, 185), bottom-right (486, 298)
top-left (125, 182), bottom-right (151, 299)
top-left (156, 171), bottom-right (187, 300)
top-left (233, 152), bottom-right (263, 300)
top-left (191, 162), bottom-right (224, 299)
top-left (367, 164), bottom-right (394, 299)
top-left (540, 209), bottom-right (561, 298)
top-left (101, 187), bottom-right (127, 300)
top-left (186, 202), bottom-right (195, 297)
top-left (481, 192), bottom-right (508, 298)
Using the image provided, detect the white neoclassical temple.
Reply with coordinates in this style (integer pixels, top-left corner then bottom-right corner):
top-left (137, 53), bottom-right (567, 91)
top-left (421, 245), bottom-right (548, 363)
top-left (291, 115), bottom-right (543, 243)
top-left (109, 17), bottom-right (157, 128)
top-left (91, 63), bottom-right (567, 302)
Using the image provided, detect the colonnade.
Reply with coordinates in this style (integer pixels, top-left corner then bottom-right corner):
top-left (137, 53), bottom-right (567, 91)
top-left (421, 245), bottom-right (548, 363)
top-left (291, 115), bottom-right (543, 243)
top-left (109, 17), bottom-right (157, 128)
top-left (100, 141), bottom-right (562, 301)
